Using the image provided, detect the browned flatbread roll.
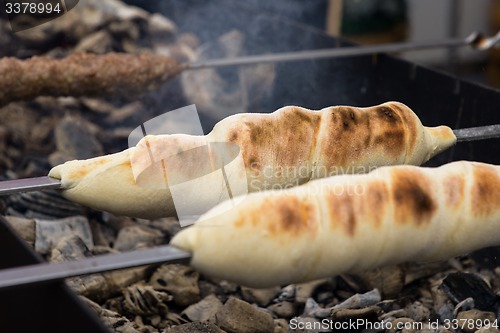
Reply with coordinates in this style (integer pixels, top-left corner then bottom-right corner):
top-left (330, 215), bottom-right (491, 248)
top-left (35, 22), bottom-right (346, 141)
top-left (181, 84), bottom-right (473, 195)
top-left (170, 161), bottom-right (500, 288)
top-left (48, 102), bottom-right (456, 219)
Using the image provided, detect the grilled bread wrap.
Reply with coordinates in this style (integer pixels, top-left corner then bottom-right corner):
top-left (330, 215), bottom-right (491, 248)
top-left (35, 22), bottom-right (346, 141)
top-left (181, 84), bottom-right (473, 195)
top-left (171, 161), bottom-right (500, 288)
top-left (48, 102), bottom-right (456, 219)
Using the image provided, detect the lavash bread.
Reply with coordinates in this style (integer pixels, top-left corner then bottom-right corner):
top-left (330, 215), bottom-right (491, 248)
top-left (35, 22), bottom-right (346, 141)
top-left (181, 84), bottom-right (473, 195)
top-left (170, 161), bottom-right (500, 288)
top-left (48, 102), bottom-right (456, 219)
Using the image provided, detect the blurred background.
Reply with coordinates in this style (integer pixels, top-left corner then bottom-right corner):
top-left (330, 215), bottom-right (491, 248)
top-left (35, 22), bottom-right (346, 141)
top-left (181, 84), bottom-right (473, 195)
top-left (124, 0), bottom-right (499, 87)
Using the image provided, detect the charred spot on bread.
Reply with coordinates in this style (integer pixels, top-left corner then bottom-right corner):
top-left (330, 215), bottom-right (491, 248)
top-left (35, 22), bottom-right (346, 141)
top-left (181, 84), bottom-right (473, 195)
top-left (366, 181), bottom-right (389, 228)
top-left (228, 130), bottom-right (239, 142)
top-left (326, 190), bottom-right (357, 236)
top-left (391, 170), bottom-right (436, 225)
top-left (376, 106), bottom-right (399, 123)
top-left (374, 129), bottom-right (405, 154)
top-left (388, 102), bottom-right (418, 155)
top-left (472, 164), bottom-right (500, 216)
top-left (248, 122), bottom-right (265, 145)
top-left (363, 113), bottom-right (372, 147)
top-left (247, 156), bottom-right (260, 170)
top-left (338, 107), bottom-right (359, 131)
top-left (292, 106), bottom-right (316, 124)
top-left (349, 110), bottom-right (356, 121)
top-left (268, 197), bottom-right (317, 237)
top-left (342, 194), bottom-right (357, 236)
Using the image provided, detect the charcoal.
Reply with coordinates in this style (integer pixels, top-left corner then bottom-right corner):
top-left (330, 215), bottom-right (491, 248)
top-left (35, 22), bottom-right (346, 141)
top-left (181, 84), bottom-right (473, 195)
top-left (441, 272), bottom-right (498, 311)
top-left (35, 215), bottom-right (93, 254)
top-left (5, 190), bottom-right (86, 218)
top-left (355, 266), bottom-right (405, 298)
top-left (403, 301), bottom-right (430, 322)
top-left (113, 225), bottom-right (164, 251)
top-left (456, 309), bottom-right (496, 333)
top-left (149, 264), bottom-right (201, 307)
top-left (102, 266), bottom-right (150, 301)
top-left (432, 283), bottom-right (455, 322)
top-left (4, 215), bottom-right (36, 246)
top-left (267, 302), bottom-right (297, 319)
top-left (168, 322), bottom-right (226, 333)
top-left (218, 280), bottom-right (239, 294)
top-left (80, 296), bottom-right (142, 333)
top-left (288, 317), bottom-right (323, 333)
top-left (49, 234), bottom-right (92, 262)
top-left (49, 114), bottom-right (104, 166)
top-left (276, 284), bottom-right (296, 302)
top-left (470, 247), bottom-right (500, 270)
top-left (182, 294), bottom-right (223, 323)
top-left (330, 306), bottom-right (380, 326)
top-left (198, 280), bottom-right (227, 301)
top-left (453, 297), bottom-right (475, 315)
top-left (122, 282), bottom-right (171, 316)
top-left (74, 30), bottom-right (114, 54)
top-left (333, 289), bottom-right (381, 310)
top-left (240, 286), bottom-right (280, 307)
top-left (90, 221), bottom-right (116, 248)
top-left (146, 13), bottom-right (177, 41)
top-left (302, 298), bottom-right (327, 318)
top-left (273, 319), bottom-right (288, 333)
top-left (215, 297), bottom-right (274, 333)
top-left (387, 317), bottom-right (416, 333)
top-left (294, 279), bottom-right (332, 304)
top-left (49, 235), bottom-right (113, 300)
top-left (146, 217), bottom-right (182, 238)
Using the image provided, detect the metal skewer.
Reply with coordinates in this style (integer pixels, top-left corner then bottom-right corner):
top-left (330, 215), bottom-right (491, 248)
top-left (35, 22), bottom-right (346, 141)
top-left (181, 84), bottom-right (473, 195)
top-left (0, 176), bottom-right (61, 195)
top-left (0, 245), bottom-right (191, 290)
top-left (187, 32), bottom-right (500, 70)
top-left (454, 124), bottom-right (500, 142)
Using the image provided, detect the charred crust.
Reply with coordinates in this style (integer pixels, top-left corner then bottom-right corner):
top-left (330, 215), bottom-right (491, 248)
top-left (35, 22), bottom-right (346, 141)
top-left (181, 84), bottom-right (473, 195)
top-left (238, 107), bottom-right (321, 177)
top-left (343, 195), bottom-right (357, 236)
top-left (293, 107), bottom-right (315, 124)
top-left (391, 170), bottom-right (436, 225)
top-left (388, 102), bottom-right (418, 153)
top-left (338, 107), bottom-right (359, 131)
top-left (367, 181), bottom-right (388, 227)
top-left (372, 104), bottom-right (406, 154)
top-left (327, 191), bottom-right (357, 236)
top-left (279, 202), bottom-right (304, 231)
top-left (364, 113), bottom-right (372, 146)
top-left (228, 130), bottom-right (238, 142)
top-left (376, 106), bottom-right (399, 123)
top-left (471, 164), bottom-right (500, 216)
top-left (248, 123), bottom-right (264, 144)
top-left (265, 197), bottom-right (317, 236)
top-left (247, 156), bottom-right (259, 169)
top-left (374, 130), bottom-right (405, 146)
